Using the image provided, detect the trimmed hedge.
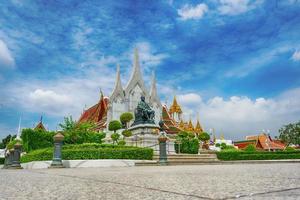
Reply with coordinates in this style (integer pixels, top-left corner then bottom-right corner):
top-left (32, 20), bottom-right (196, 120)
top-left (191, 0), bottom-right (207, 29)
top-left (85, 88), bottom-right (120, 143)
top-left (0, 157), bottom-right (4, 164)
top-left (217, 150), bottom-right (300, 160)
top-left (21, 144), bottom-right (153, 163)
top-left (174, 138), bottom-right (199, 154)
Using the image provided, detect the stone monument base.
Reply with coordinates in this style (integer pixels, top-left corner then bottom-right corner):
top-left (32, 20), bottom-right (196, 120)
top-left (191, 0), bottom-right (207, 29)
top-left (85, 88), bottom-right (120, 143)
top-left (128, 123), bottom-right (160, 135)
top-left (125, 124), bottom-right (176, 154)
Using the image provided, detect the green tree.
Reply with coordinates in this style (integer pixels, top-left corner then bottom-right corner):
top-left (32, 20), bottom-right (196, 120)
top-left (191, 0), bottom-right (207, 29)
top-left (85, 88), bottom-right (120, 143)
top-left (120, 112), bottom-right (134, 129)
top-left (198, 132), bottom-right (210, 142)
top-left (108, 120), bottom-right (122, 134)
top-left (59, 116), bottom-right (76, 131)
top-left (279, 121), bottom-right (300, 147)
top-left (59, 116), bottom-right (105, 144)
top-left (21, 128), bottom-right (55, 152)
top-left (111, 133), bottom-right (120, 145)
top-left (122, 130), bottom-right (132, 138)
top-left (175, 131), bottom-right (199, 154)
top-left (0, 134), bottom-right (16, 149)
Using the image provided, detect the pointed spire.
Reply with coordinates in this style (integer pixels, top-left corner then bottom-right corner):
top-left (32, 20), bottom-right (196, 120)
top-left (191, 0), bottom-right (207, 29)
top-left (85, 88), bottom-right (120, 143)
top-left (149, 71), bottom-right (161, 106)
top-left (16, 117), bottom-right (22, 140)
top-left (100, 88), bottom-right (104, 99)
top-left (125, 48), bottom-right (147, 97)
top-left (169, 96), bottom-right (182, 114)
top-left (110, 64), bottom-right (125, 100)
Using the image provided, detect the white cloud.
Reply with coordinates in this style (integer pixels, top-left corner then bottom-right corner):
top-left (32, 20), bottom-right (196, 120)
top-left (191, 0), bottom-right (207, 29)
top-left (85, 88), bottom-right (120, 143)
top-left (134, 42), bottom-right (168, 67)
top-left (1, 41), bottom-right (165, 118)
top-left (0, 39), bottom-right (15, 68)
top-left (169, 88), bottom-right (300, 140)
top-left (177, 93), bottom-right (202, 106)
top-left (178, 3), bottom-right (208, 20)
top-left (291, 50), bottom-right (300, 61)
top-left (29, 89), bottom-right (72, 111)
top-left (218, 0), bottom-right (263, 16)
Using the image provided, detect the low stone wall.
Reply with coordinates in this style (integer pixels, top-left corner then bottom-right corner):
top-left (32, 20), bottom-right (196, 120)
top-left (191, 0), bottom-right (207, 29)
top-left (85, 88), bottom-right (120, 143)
top-left (21, 159), bottom-right (141, 169)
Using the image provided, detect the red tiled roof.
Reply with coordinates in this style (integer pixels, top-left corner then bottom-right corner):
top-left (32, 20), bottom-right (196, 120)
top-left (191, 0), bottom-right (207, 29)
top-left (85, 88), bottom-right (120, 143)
top-left (78, 96), bottom-right (108, 130)
top-left (34, 121), bottom-right (46, 131)
top-left (237, 134), bottom-right (286, 150)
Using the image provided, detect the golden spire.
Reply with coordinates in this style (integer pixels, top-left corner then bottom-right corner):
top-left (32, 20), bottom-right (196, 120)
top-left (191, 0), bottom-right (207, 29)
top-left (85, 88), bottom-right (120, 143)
top-left (169, 96), bottom-right (182, 114)
top-left (194, 117), bottom-right (203, 134)
top-left (220, 133), bottom-right (225, 140)
top-left (179, 119), bottom-right (185, 130)
top-left (187, 118), bottom-right (194, 132)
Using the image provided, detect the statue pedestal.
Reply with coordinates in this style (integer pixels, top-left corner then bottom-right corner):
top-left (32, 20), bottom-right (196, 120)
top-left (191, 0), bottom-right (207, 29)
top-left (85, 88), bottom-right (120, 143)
top-left (128, 124), bottom-right (159, 135)
top-left (126, 124), bottom-right (160, 151)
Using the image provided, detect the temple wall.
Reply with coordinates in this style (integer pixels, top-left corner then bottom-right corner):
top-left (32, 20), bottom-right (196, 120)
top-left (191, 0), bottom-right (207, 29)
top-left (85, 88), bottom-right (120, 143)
top-left (128, 84), bottom-right (148, 112)
top-left (111, 99), bottom-right (126, 121)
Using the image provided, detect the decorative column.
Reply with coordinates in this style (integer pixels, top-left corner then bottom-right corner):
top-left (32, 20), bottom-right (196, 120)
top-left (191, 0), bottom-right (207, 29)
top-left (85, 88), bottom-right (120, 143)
top-left (158, 120), bottom-right (168, 166)
top-left (50, 132), bottom-right (64, 168)
top-left (8, 149), bottom-right (14, 169)
top-left (3, 151), bottom-right (11, 169)
top-left (11, 142), bottom-right (23, 169)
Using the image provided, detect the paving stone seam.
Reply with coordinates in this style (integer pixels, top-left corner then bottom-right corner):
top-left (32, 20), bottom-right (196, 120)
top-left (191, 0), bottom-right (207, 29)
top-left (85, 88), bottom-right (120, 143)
top-left (222, 186), bottom-right (300, 200)
top-left (31, 170), bottom-right (214, 200)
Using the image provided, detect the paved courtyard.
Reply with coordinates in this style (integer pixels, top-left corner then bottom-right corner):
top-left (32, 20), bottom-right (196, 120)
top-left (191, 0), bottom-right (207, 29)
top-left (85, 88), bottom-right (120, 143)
top-left (0, 163), bottom-right (300, 200)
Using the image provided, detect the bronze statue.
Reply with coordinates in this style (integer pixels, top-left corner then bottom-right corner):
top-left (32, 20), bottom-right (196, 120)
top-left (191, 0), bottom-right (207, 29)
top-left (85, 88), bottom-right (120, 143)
top-left (132, 96), bottom-right (155, 125)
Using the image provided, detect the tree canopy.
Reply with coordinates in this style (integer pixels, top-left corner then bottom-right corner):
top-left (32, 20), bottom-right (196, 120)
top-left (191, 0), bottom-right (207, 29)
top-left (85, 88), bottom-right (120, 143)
top-left (108, 120), bottom-right (122, 133)
top-left (279, 121), bottom-right (300, 146)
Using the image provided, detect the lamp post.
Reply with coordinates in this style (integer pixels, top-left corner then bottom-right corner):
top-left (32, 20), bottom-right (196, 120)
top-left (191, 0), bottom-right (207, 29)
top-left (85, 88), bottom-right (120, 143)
top-left (158, 120), bottom-right (168, 166)
top-left (50, 131), bottom-right (64, 168)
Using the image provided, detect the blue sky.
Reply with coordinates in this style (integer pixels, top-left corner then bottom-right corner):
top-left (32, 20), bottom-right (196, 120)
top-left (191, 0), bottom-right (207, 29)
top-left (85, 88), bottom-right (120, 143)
top-left (0, 0), bottom-right (300, 140)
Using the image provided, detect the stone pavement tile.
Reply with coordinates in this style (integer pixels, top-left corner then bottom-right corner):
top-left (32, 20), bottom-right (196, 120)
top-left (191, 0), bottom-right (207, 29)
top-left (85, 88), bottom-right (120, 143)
top-left (0, 169), bottom-right (201, 200)
top-left (1, 163), bottom-right (300, 200)
top-left (42, 163), bottom-right (300, 199)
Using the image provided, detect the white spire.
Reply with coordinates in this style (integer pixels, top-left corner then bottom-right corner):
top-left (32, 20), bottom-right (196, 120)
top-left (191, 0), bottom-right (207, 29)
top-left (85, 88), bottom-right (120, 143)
top-left (110, 64), bottom-right (125, 100)
top-left (125, 48), bottom-right (148, 97)
top-left (149, 71), bottom-right (161, 106)
top-left (16, 117), bottom-right (21, 140)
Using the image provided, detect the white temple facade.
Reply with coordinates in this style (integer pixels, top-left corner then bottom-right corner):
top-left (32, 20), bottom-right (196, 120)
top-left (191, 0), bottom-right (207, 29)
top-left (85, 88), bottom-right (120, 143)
top-left (106, 49), bottom-right (162, 126)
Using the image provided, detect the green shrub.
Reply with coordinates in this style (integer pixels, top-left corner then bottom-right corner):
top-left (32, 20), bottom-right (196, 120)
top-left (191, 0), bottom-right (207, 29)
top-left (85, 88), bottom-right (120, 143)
top-left (120, 112), bottom-right (134, 128)
top-left (244, 144), bottom-right (256, 152)
top-left (0, 157), bottom-right (4, 164)
top-left (220, 143), bottom-right (227, 149)
top-left (21, 144), bottom-right (153, 163)
top-left (117, 140), bottom-right (126, 146)
top-left (215, 143), bottom-right (221, 147)
top-left (122, 130), bottom-right (132, 137)
top-left (175, 138), bottom-right (199, 154)
top-left (285, 147), bottom-right (295, 151)
top-left (111, 133), bottom-right (120, 144)
top-left (217, 151), bottom-right (300, 160)
top-left (108, 120), bottom-right (122, 133)
top-left (21, 128), bottom-right (55, 152)
top-left (198, 132), bottom-right (210, 142)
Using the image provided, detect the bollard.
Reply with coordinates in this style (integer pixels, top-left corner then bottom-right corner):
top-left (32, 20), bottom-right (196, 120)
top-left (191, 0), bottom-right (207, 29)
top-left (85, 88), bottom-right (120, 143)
top-left (50, 132), bottom-right (64, 168)
top-left (11, 142), bottom-right (23, 169)
top-left (158, 120), bottom-right (168, 166)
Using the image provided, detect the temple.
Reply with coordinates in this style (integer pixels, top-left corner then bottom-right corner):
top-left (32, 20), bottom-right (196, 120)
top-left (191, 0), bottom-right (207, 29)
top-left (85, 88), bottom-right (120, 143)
top-left (34, 116), bottom-right (46, 131)
top-left (79, 49), bottom-right (162, 131)
top-left (78, 49), bottom-right (204, 135)
top-left (234, 133), bottom-right (286, 151)
top-left (162, 96), bottom-right (204, 135)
